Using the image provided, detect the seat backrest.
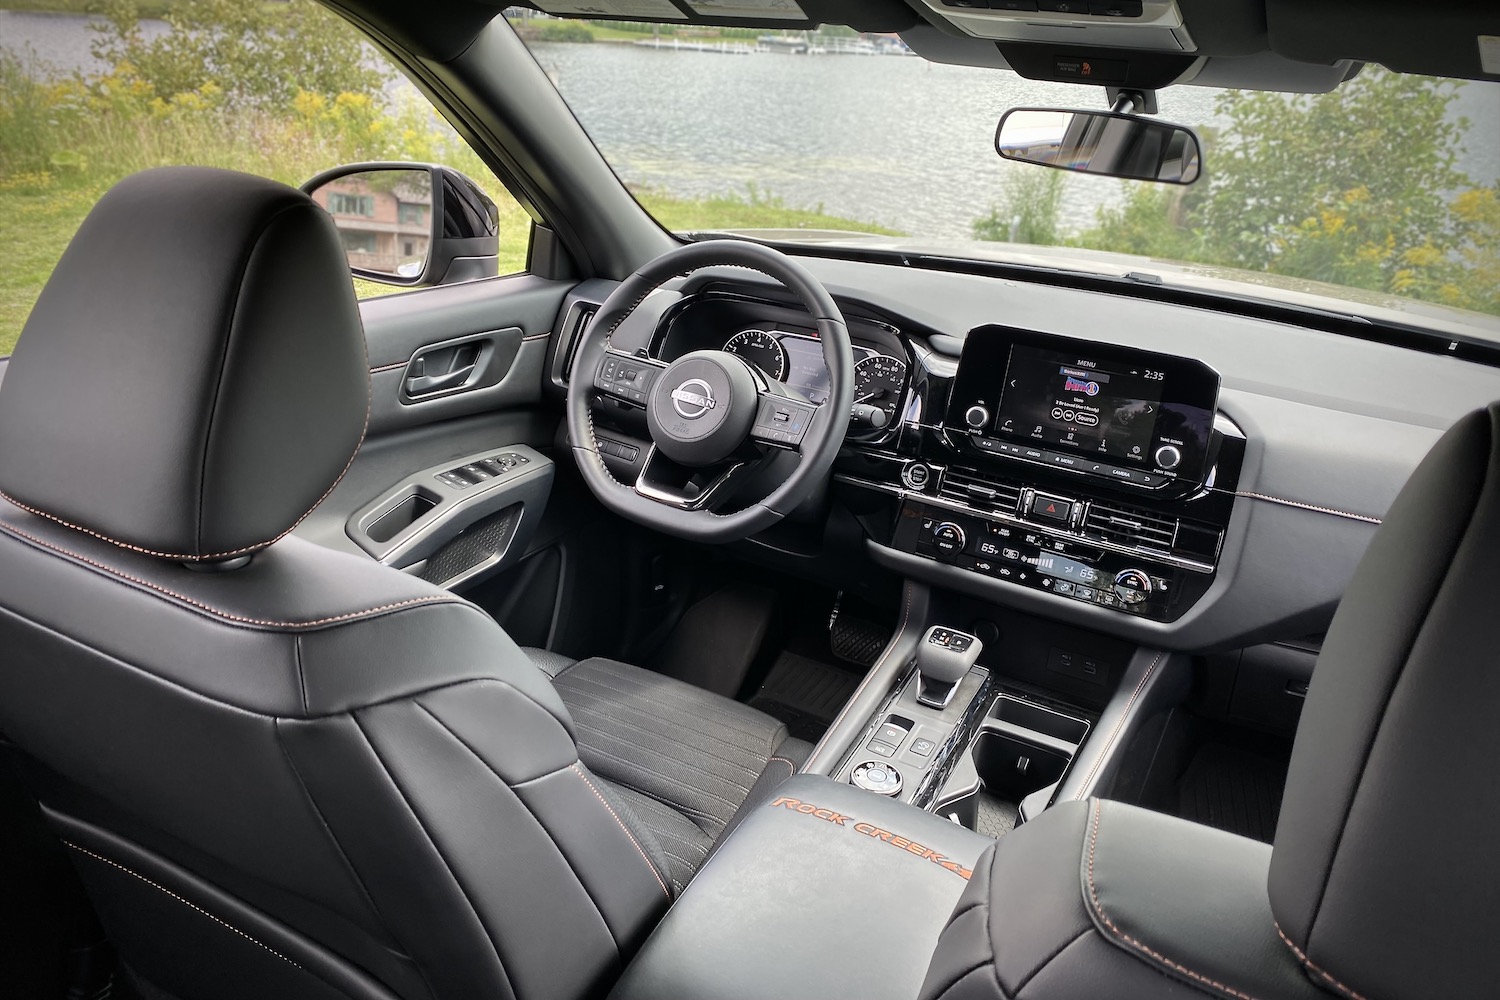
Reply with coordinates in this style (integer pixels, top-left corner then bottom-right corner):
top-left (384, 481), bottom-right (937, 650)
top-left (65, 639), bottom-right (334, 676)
top-left (0, 168), bottom-right (670, 1000)
top-left (1269, 401), bottom-right (1500, 1000)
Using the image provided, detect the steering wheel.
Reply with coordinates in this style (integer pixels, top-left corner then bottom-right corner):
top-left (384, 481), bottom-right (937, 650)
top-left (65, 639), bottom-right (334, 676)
top-left (566, 240), bottom-right (854, 542)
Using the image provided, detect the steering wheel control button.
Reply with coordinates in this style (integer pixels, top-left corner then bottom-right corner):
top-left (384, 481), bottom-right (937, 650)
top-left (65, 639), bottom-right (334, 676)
top-left (851, 761), bottom-right (903, 796)
top-left (752, 399), bottom-right (815, 447)
top-left (931, 522), bottom-right (966, 554)
top-left (902, 462), bottom-right (933, 492)
top-left (1028, 493), bottom-right (1074, 527)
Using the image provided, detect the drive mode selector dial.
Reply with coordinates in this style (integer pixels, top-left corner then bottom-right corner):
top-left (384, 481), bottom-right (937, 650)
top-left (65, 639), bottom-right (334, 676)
top-left (1113, 569), bottom-right (1153, 605)
top-left (851, 761), bottom-right (903, 796)
top-left (1154, 444), bottom-right (1183, 470)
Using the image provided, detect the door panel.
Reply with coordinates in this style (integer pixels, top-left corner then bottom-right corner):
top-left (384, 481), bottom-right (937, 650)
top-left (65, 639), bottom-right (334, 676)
top-left (293, 273), bottom-right (575, 591)
top-left (362, 272), bottom-right (574, 434)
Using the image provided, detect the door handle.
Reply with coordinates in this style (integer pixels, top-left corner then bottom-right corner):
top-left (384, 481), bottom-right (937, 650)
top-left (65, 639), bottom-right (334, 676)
top-left (404, 343), bottom-right (481, 397)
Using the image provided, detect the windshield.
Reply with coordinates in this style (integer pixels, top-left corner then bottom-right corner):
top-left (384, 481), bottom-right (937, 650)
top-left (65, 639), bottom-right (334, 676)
top-left (513, 15), bottom-right (1500, 335)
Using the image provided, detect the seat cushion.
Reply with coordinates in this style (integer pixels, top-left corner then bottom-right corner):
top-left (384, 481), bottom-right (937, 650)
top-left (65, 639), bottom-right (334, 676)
top-left (524, 650), bottom-right (811, 891)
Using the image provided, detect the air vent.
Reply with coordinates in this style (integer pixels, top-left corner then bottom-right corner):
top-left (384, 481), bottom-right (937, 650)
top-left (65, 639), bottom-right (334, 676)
top-left (556, 302), bottom-right (598, 385)
top-left (1081, 501), bottom-right (1179, 554)
top-left (939, 468), bottom-right (1021, 516)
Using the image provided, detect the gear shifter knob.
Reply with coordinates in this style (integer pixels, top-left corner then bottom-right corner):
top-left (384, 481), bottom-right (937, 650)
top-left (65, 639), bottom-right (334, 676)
top-left (914, 626), bottom-right (982, 708)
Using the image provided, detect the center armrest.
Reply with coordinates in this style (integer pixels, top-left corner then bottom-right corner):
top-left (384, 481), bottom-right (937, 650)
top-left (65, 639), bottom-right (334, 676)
top-left (609, 774), bottom-right (994, 1000)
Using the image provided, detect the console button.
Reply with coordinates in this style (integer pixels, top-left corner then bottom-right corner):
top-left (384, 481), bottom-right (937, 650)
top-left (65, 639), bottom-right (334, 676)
top-left (909, 738), bottom-right (936, 757)
top-left (1074, 586), bottom-right (1096, 602)
top-left (876, 722), bottom-right (909, 747)
top-left (867, 740), bottom-right (897, 758)
top-left (1029, 494), bottom-right (1073, 526)
top-left (1089, 0), bottom-right (1142, 15)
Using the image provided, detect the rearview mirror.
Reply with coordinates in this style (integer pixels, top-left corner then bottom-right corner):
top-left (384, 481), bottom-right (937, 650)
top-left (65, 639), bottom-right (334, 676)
top-left (995, 108), bottom-right (1202, 185)
top-left (302, 163), bottom-right (501, 287)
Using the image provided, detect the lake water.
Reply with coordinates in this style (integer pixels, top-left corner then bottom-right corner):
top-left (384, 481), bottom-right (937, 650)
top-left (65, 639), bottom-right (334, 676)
top-left (5, 10), bottom-right (1497, 239)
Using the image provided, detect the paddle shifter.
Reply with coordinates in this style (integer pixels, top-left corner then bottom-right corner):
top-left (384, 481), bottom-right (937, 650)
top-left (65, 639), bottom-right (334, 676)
top-left (914, 625), bottom-right (983, 708)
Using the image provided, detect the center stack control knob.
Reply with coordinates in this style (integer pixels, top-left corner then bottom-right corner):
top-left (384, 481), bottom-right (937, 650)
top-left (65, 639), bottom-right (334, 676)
top-left (931, 521), bottom-right (966, 555)
top-left (964, 405), bottom-right (991, 430)
top-left (1154, 444), bottom-right (1183, 470)
top-left (1113, 569), bottom-right (1153, 605)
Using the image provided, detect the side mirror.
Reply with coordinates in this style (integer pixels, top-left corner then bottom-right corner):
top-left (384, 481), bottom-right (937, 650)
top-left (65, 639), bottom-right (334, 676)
top-left (301, 163), bottom-right (500, 287)
top-left (995, 108), bottom-right (1203, 185)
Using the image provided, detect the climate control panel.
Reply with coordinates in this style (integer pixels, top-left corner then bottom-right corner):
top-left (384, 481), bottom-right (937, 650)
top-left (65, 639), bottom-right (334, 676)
top-left (891, 498), bottom-right (1217, 623)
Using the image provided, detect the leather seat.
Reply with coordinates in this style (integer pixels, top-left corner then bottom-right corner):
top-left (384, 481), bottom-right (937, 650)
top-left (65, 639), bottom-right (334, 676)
top-left (0, 167), bottom-right (799, 1000)
top-left (524, 651), bottom-right (812, 892)
top-left (919, 403), bottom-right (1500, 1000)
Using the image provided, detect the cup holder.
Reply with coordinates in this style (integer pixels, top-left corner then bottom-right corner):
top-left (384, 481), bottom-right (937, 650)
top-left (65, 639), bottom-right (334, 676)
top-left (989, 695), bottom-right (1090, 744)
top-left (971, 731), bottom-right (1072, 802)
top-left (363, 488), bottom-right (439, 544)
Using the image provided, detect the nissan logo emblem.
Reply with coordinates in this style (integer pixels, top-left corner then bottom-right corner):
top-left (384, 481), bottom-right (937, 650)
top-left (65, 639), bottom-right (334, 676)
top-left (670, 378), bottom-right (717, 419)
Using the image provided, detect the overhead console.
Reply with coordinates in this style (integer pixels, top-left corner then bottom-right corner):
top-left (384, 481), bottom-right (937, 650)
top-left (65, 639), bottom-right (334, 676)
top-left (914, 0), bottom-right (1196, 53)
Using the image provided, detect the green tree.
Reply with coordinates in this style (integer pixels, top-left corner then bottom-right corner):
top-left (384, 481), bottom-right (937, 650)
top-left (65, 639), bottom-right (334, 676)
top-left (973, 165), bottom-right (1066, 245)
top-left (1199, 70), bottom-right (1469, 287)
top-left (1053, 68), bottom-right (1499, 317)
top-left (91, 0), bottom-right (388, 109)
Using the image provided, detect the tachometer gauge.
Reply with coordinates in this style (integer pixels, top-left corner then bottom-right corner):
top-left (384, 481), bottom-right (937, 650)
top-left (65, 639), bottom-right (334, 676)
top-left (724, 328), bottom-right (787, 381)
top-left (853, 354), bottom-right (908, 425)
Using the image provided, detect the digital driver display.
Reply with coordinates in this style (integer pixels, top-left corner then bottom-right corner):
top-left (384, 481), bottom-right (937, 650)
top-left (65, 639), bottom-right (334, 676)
top-left (996, 345), bottom-right (1166, 465)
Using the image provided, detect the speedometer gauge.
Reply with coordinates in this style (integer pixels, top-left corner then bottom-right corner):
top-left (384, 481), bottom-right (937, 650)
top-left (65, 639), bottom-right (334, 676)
top-left (853, 354), bottom-right (908, 425)
top-left (724, 329), bottom-right (787, 381)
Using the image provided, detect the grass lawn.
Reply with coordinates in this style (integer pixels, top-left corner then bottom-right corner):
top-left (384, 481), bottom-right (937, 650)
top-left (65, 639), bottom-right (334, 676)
top-left (0, 179), bottom-right (893, 357)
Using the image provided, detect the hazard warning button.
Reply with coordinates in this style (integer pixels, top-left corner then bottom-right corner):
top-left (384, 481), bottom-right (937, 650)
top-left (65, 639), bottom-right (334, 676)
top-left (1028, 493), bottom-right (1074, 527)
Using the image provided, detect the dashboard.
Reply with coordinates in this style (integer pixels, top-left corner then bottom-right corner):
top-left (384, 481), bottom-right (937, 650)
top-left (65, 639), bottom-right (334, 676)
top-left (569, 259), bottom-right (1500, 652)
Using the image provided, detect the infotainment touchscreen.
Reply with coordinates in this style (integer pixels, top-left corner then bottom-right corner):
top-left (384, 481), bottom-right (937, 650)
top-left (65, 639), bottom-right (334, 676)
top-left (947, 326), bottom-right (1221, 487)
top-left (996, 345), bottom-right (1165, 465)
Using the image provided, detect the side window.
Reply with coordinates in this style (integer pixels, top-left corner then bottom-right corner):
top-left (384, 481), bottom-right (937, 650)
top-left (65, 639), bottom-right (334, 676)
top-left (0, 0), bottom-right (531, 357)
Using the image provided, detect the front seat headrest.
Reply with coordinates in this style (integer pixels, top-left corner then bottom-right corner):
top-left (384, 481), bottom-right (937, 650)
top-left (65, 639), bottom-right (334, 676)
top-left (0, 166), bottom-right (368, 562)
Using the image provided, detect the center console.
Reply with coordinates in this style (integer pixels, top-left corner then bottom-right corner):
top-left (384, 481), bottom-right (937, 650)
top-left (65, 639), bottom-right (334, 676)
top-left (608, 774), bottom-right (993, 1000)
top-left (830, 623), bottom-right (1094, 831)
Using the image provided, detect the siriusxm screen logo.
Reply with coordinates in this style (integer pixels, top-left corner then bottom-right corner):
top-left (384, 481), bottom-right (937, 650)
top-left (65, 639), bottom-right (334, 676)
top-left (1063, 376), bottom-right (1101, 396)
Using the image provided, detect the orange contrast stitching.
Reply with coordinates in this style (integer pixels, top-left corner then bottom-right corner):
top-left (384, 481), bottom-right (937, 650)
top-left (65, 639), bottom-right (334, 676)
top-left (0, 517), bottom-right (457, 629)
top-left (65, 842), bottom-right (301, 969)
top-left (569, 764), bottom-right (671, 899)
top-left (1084, 801), bottom-right (1262, 1000)
top-left (1232, 492), bottom-right (1381, 526)
top-left (1275, 922), bottom-right (1371, 1000)
top-left (1073, 651), bottom-right (1164, 800)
